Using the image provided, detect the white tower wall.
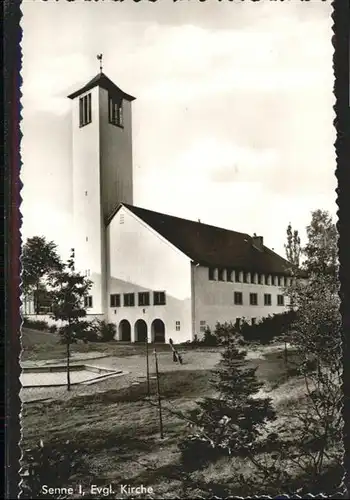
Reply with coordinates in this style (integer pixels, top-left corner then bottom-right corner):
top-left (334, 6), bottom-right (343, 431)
top-left (70, 77), bottom-right (134, 317)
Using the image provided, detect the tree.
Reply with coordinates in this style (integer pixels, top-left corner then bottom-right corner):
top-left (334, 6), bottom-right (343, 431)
top-left (284, 223), bottom-right (301, 268)
top-left (303, 209), bottom-right (338, 277)
top-left (49, 251), bottom-right (92, 391)
top-left (22, 236), bottom-right (63, 314)
top-left (284, 210), bottom-right (342, 491)
top-left (180, 323), bottom-right (276, 471)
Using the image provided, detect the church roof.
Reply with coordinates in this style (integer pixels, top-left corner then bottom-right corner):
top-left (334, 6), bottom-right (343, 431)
top-left (113, 203), bottom-right (295, 276)
top-left (67, 72), bottom-right (136, 101)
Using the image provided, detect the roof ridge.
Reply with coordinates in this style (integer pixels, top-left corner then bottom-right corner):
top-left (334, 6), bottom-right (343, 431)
top-left (113, 202), bottom-right (293, 275)
top-left (123, 203), bottom-right (250, 238)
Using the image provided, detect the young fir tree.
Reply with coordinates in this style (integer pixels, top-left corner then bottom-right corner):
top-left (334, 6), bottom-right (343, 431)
top-left (49, 250), bottom-right (92, 391)
top-left (180, 324), bottom-right (276, 470)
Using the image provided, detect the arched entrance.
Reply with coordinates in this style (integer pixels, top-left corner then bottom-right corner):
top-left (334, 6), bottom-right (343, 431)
top-left (135, 319), bottom-right (148, 342)
top-left (118, 320), bottom-right (131, 342)
top-left (151, 319), bottom-right (165, 343)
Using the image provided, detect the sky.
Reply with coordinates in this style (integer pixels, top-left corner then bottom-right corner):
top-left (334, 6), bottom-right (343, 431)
top-left (21, 0), bottom-right (335, 260)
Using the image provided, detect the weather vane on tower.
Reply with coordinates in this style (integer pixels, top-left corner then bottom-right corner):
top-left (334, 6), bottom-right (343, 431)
top-left (97, 53), bottom-right (103, 74)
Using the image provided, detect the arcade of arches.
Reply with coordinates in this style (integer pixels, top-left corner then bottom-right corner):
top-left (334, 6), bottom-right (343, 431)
top-left (117, 318), bottom-right (166, 343)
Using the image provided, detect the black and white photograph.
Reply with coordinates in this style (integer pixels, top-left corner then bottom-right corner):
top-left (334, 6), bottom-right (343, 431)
top-left (19, 0), bottom-right (342, 498)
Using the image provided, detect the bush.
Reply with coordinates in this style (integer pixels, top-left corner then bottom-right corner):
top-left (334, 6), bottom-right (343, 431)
top-left (96, 320), bottom-right (116, 342)
top-left (78, 321), bottom-right (99, 342)
top-left (48, 324), bottom-right (57, 333)
top-left (239, 311), bottom-right (297, 344)
top-left (202, 327), bottom-right (219, 346)
top-left (22, 318), bottom-right (49, 331)
top-left (20, 439), bottom-right (88, 499)
top-left (64, 319), bottom-right (116, 343)
top-left (179, 437), bottom-right (223, 472)
top-left (192, 323), bottom-right (243, 347)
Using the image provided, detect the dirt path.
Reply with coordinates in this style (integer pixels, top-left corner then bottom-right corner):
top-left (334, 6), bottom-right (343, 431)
top-left (20, 350), bottom-right (221, 404)
top-left (20, 343), bottom-right (291, 404)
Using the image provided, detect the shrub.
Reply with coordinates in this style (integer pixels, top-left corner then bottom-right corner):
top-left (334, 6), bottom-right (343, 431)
top-left (239, 311), bottom-right (297, 344)
top-left (48, 324), bottom-right (57, 333)
top-left (195, 322), bottom-right (243, 347)
top-left (20, 439), bottom-right (88, 499)
top-left (22, 318), bottom-right (49, 331)
top-left (78, 321), bottom-right (99, 342)
top-left (95, 320), bottom-right (116, 342)
top-left (202, 327), bottom-right (219, 346)
top-left (64, 319), bottom-right (116, 343)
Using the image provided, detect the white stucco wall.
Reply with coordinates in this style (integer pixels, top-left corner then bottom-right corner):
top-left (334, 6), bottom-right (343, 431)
top-left (71, 87), bottom-right (105, 315)
top-left (99, 87), bottom-right (133, 220)
top-left (106, 206), bottom-right (192, 343)
top-left (192, 265), bottom-right (291, 338)
top-left (71, 85), bottom-right (135, 317)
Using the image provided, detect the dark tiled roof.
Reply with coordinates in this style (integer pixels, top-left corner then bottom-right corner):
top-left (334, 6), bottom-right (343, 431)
top-left (67, 72), bottom-right (136, 101)
top-left (112, 203), bottom-right (294, 276)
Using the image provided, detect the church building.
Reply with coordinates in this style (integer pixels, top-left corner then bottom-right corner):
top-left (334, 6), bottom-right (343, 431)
top-left (27, 68), bottom-right (296, 344)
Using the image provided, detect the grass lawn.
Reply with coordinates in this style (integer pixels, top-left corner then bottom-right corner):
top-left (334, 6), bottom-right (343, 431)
top-left (21, 329), bottom-right (342, 497)
top-left (20, 341), bottom-right (315, 499)
top-left (21, 328), bottom-right (219, 362)
top-left (21, 370), bottom-right (213, 499)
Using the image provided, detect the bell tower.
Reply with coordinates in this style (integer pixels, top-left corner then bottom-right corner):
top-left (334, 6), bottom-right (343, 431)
top-left (68, 62), bottom-right (135, 315)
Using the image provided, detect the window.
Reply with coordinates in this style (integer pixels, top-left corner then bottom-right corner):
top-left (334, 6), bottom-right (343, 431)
top-left (109, 95), bottom-right (123, 127)
top-left (124, 293), bottom-right (135, 307)
top-left (208, 268), bottom-right (215, 280)
top-left (217, 268), bottom-right (224, 281)
top-left (250, 293), bottom-right (258, 306)
top-left (264, 294), bottom-right (272, 306)
top-left (110, 294), bottom-right (120, 308)
top-left (243, 272), bottom-right (248, 283)
top-left (277, 295), bottom-right (284, 306)
top-left (85, 191), bottom-right (88, 196)
top-left (154, 291), bottom-right (166, 306)
top-left (251, 318), bottom-right (256, 326)
top-left (227, 269), bottom-right (234, 282)
top-left (258, 274), bottom-right (264, 285)
top-left (79, 93), bottom-right (92, 127)
top-left (120, 213), bottom-right (125, 225)
top-left (234, 292), bottom-right (243, 305)
top-left (138, 292), bottom-right (150, 306)
top-left (86, 236), bottom-right (88, 242)
top-left (176, 321), bottom-right (181, 331)
top-left (84, 295), bottom-right (93, 308)
top-left (278, 276), bottom-right (282, 286)
top-left (200, 320), bottom-right (206, 333)
top-left (235, 270), bottom-right (241, 282)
